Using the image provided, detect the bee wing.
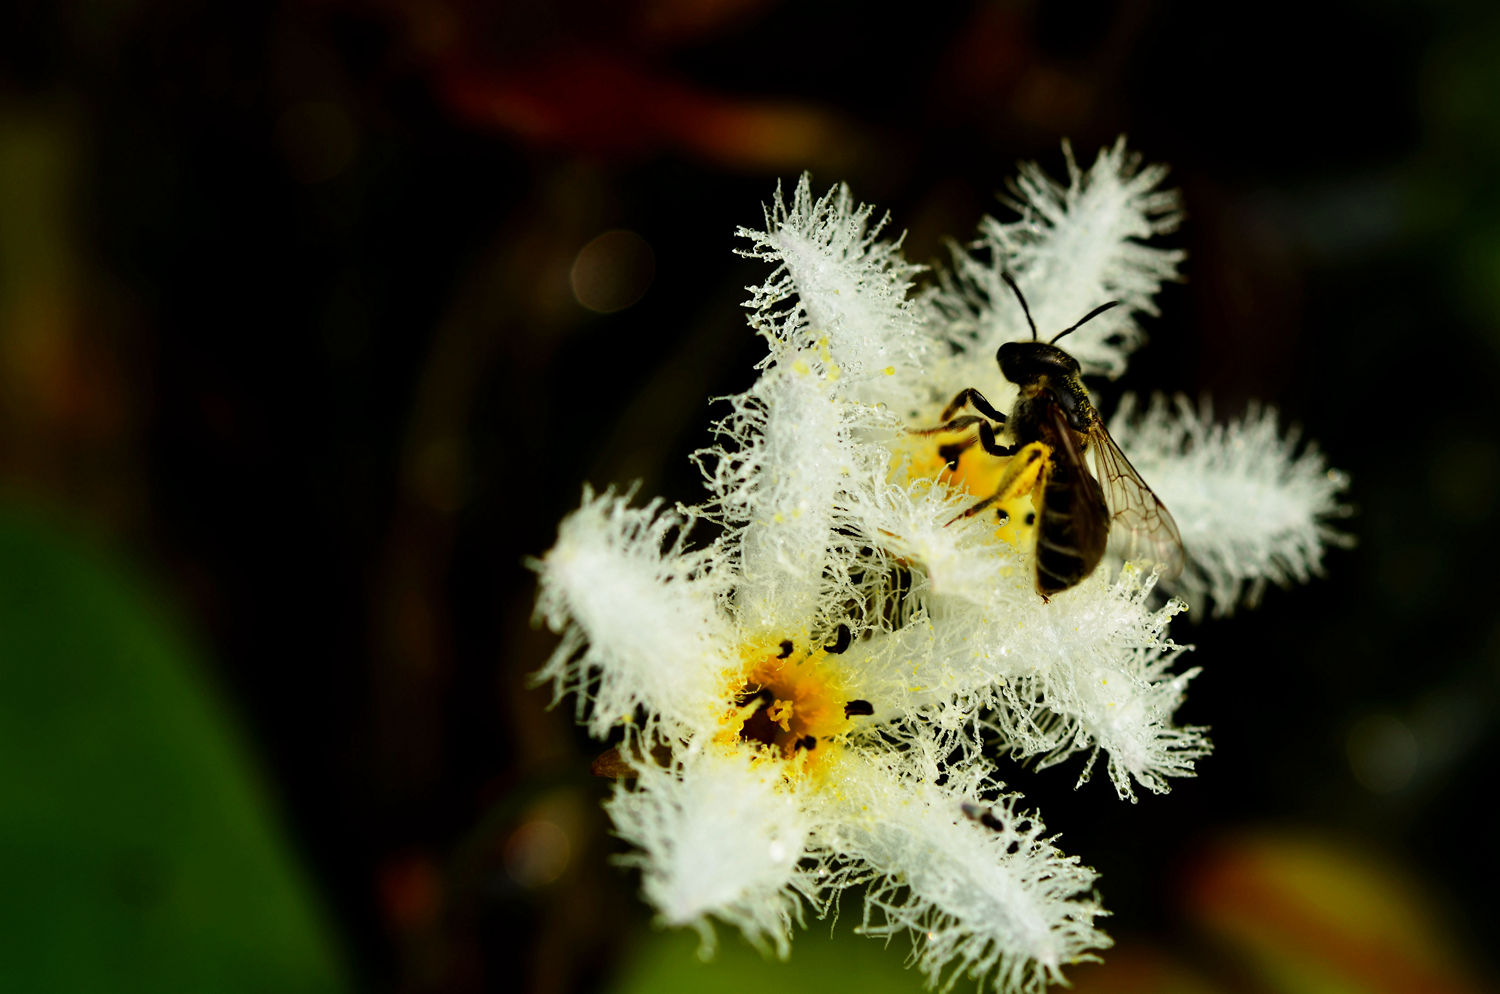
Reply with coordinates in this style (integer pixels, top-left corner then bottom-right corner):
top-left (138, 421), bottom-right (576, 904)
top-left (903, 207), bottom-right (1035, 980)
top-left (1045, 404), bottom-right (1113, 567)
top-left (1086, 423), bottom-right (1186, 580)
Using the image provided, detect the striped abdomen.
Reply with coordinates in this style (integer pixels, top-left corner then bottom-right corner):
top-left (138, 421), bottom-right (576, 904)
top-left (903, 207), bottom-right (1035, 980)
top-left (1034, 456), bottom-right (1110, 597)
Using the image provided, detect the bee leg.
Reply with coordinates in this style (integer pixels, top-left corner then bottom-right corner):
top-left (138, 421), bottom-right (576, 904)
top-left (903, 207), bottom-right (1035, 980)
top-left (951, 491), bottom-right (1002, 521)
top-left (976, 421), bottom-right (1016, 457)
top-left (908, 413), bottom-right (993, 437)
top-left (947, 443), bottom-right (1049, 524)
top-left (940, 388), bottom-right (1008, 425)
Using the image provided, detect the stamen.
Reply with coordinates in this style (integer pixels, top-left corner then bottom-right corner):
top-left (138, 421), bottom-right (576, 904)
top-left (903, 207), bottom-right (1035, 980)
top-left (590, 746), bottom-right (637, 779)
top-left (728, 639), bottom-right (855, 767)
top-left (844, 699), bottom-right (874, 717)
top-left (961, 801), bottom-right (1005, 834)
top-left (767, 699), bottom-right (794, 731)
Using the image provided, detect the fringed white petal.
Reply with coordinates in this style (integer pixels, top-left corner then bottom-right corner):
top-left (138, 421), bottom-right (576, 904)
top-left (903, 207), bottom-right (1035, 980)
top-left (968, 565), bottom-right (1206, 801)
top-left (827, 753), bottom-right (1110, 994)
top-left (700, 364), bottom-right (889, 634)
top-left (934, 137), bottom-right (1184, 382)
top-left (607, 745), bottom-right (815, 958)
top-left (737, 174), bottom-right (934, 411)
top-left (531, 487), bottom-right (734, 738)
top-left (822, 612), bottom-right (994, 743)
top-left (1110, 393), bottom-right (1354, 616)
top-left (838, 550), bottom-right (1206, 799)
top-left (1003, 567), bottom-right (1208, 801)
top-left (844, 463), bottom-right (1027, 607)
top-left (1064, 648), bottom-right (1209, 801)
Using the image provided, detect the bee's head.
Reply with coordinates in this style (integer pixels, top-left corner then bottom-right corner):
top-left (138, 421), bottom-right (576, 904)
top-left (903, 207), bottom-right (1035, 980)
top-left (997, 340), bottom-right (1080, 384)
top-left (994, 272), bottom-right (1119, 385)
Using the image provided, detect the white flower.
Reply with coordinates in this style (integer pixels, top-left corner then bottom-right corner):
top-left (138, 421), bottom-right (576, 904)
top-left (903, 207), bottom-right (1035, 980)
top-left (531, 140), bottom-right (1349, 994)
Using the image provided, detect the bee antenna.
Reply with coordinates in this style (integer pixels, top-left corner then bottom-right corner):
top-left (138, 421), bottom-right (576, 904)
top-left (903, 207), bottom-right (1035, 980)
top-left (1050, 300), bottom-right (1120, 345)
top-left (1001, 272), bottom-right (1039, 342)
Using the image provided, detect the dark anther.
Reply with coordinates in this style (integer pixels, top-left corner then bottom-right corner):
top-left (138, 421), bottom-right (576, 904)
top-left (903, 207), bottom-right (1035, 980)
top-left (937, 441), bottom-right (969, 471)
top-left (844, 699), bottom-right (874, 717)
top-left (777, 639), bottom-right (794, 659)
top-left (825, 624), bottom-right (852, 654)
top-left (795, 735), bottom-right (817, 751)
top-left (591, 747), bottom-right (638, 779)
top-left (1024, 511), bottom-right (1036, 526)
top-left (995, 508), bottom-right (1010, 525)
top-left (592, 743), bottom-right (671, 778)
top-left (961, 801), bottom-right (1005, 833)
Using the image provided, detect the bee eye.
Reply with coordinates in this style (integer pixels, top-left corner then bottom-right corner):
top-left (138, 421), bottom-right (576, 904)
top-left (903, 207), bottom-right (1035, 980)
top-left (996, 342), bottom-right (1029, 382)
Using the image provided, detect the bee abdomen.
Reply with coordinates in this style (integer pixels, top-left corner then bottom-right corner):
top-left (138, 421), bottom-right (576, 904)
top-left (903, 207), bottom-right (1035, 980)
top-left (1034, 474), bottom-right (1108, 596)
top-left (1035, 532), bottom-right (1089, 595)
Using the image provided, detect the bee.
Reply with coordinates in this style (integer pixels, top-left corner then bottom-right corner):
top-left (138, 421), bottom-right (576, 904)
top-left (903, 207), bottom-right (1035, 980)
top-left (917, 273), bottom-right (1184, 599)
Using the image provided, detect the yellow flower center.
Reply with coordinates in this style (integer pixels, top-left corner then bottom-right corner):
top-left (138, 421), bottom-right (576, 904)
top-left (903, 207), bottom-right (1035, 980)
top-left (719, 635), bottom-right (869, 775)
top-left (896, 425), bottom-right (1043, 551)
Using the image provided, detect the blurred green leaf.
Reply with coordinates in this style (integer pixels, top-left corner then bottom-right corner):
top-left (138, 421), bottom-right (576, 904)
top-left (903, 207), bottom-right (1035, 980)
top-left (607, 919), bottom-right (924, 994)
top-left (0, 508), bottom-right (349, 993)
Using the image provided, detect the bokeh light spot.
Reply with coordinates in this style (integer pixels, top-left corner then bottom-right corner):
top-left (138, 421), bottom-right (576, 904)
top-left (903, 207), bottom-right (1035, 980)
top-left (570, 229), bottom-right (654, 313)
top-left (1346, 713), bottom-right (1420, 794)
top-left (503, 818), bottom-right (570, 888)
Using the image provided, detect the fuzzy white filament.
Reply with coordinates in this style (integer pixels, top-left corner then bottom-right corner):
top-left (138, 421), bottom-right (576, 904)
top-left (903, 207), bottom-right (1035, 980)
top-left (607, 745), bottom-right (815, 957)
top-left (531, 487), bottom-right (736, 739)
top-left (701, 365), bottom-right (868, 633)
top-left (834, 756), bottom-right (1109, 994)
top-left (935, 137), bottom-right (1186, 388)
top-left (737, 177), bottom-right (933, 412)
top-left (1110, 394), bottom-right (1354, 615)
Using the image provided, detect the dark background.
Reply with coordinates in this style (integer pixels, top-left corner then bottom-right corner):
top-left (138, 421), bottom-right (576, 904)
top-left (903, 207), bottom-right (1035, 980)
top-left (2, 1), bottom-right (1497, 992)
